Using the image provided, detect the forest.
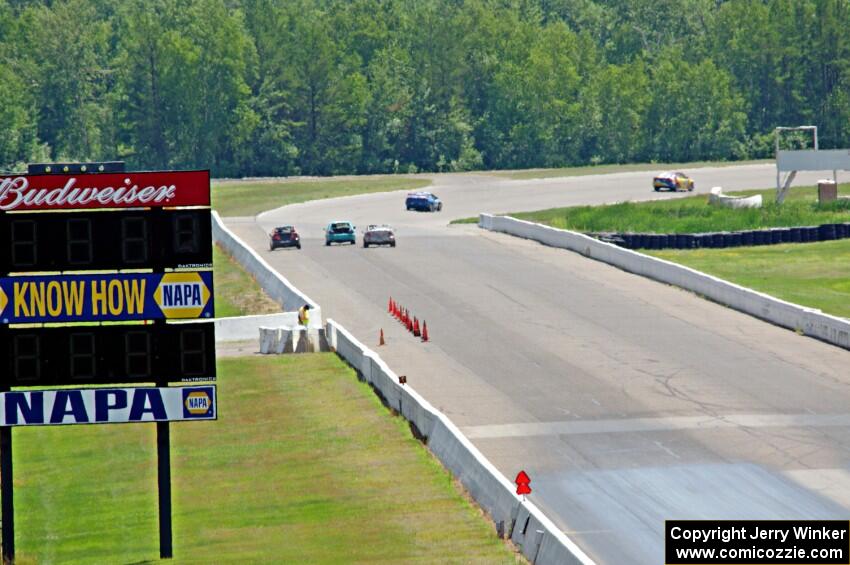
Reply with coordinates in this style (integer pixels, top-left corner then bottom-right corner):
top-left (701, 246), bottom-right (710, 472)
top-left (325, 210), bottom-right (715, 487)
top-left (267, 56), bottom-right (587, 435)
top-left (1, 0), bottom-right (848, 177)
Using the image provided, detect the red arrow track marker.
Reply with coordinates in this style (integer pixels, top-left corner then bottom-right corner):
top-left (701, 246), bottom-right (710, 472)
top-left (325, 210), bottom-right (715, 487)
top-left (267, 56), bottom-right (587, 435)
top-left (515, 470), bottom-right (531, 496)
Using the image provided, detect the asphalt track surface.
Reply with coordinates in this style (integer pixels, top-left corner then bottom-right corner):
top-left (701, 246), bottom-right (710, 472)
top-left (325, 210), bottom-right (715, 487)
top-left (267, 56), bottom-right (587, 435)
top-left (224, 165), bottom-right (850, 564)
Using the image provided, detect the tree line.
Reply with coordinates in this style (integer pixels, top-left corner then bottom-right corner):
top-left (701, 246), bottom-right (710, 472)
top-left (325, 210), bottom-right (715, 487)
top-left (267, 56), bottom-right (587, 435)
top-left (1, 0), bottom-right (849, 177)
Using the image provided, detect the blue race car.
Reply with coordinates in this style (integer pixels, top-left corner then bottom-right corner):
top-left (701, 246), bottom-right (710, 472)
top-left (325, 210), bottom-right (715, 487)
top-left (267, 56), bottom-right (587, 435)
top-left (325, 220), bottom-right (356, 245)
top-left (405, 191), bottom-right (442, 212)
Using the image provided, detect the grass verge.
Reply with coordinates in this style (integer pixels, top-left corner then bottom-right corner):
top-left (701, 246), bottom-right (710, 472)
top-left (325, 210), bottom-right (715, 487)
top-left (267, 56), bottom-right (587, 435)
top-left (649, 239), bottom-right (850, 319)
top-left (464, 183), bottom-right (850, 319)
top-left (213, 244), bottom-right (280, 317)
top-left (489, 159), bottom-right (771, 180)
top-left (12, 354), bottom-right (522, 564)
top-left (508, 185), bottom-right (850, 233)
top-left (212, 176), bottom-right (431, 217)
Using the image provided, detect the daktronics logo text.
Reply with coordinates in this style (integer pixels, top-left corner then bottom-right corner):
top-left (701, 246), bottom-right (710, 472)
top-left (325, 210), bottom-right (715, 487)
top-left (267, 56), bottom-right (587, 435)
top-left (0, 170), bottom-right (209, 211)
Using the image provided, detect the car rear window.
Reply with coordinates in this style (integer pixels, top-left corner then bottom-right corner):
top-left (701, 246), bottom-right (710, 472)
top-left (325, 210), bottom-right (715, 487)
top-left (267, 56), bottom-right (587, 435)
top-left (331, 223), bottom-right (352, 233)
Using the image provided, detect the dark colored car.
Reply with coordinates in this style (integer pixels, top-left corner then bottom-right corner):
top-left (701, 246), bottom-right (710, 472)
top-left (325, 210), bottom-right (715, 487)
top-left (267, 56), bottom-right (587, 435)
top-left (363, 224), bottom-right (395, 248)
top-left (269, 225), bottom-right (301, 250)
top-left (405, 191), bottom-right (442, 212)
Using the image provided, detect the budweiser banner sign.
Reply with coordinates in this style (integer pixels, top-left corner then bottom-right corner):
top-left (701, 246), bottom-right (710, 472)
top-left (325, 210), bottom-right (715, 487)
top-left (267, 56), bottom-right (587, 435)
top-left (0, 170), bottom-right (210, 211)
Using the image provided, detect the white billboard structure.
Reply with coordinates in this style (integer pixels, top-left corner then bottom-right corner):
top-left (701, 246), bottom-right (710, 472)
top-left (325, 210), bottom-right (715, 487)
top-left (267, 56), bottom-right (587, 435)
top-left (776, 125), bottom-right (850, 203)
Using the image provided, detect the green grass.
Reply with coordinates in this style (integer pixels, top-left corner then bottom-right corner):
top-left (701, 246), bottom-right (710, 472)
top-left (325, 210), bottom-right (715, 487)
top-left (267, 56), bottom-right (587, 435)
top-left (213, 244), bottom-right (280, 317)
top-left (11, 354), bottom-right (522, 564)
top-left (508, 185), bottom-right (850, 233)
top-left (490, 159), bottom-right (771, 180)
top-left (212, 176), bottom-right (431, 217)
top-left (649, 239), bottom-right (850, 319)
top-left (459, 181), bottom-right (850, 319)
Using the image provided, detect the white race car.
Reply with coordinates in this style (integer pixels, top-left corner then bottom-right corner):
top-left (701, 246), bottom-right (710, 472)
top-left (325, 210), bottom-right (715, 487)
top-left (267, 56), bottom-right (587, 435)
top-left (363, 224), bottom-right (396, 248)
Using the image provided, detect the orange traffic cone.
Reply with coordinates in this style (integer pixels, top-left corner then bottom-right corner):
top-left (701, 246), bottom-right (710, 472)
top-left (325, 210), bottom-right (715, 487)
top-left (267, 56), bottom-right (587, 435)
top-left (413, 317), bottom-right (421, 337)
top-left (379, 328), bottom-right (386, 346)
top-left (421, 322), bottom-right (429, 342)
top-left (388, 297), bottom-right (393, 313)
top-left (407, 316), bottom-right (413, 332)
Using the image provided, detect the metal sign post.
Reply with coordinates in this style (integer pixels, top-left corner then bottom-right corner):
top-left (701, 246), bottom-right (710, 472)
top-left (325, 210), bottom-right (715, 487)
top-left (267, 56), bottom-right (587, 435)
top-left (1, 417), bottom-right (13, 562)
top-left (157, 420), bottom-right (173, 559)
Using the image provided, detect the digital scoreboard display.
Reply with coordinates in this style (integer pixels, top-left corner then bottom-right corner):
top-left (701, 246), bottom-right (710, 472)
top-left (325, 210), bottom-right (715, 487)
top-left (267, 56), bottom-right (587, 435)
top-left (0, 323), bottom-right (216, 387)
top-left (0, 209), bottom-right (212, 274)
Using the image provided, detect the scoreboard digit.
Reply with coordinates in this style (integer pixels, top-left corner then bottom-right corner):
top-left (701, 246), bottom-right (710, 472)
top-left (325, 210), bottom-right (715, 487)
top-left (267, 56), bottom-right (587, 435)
top-left (0, 323), bottom-right (216, 386)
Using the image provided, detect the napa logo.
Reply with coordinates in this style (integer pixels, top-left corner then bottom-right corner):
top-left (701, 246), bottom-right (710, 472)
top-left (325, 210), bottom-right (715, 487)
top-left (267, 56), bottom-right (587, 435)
top-left (154, 272), bottom-right (212, 318)
top-left (183, 388), bottom-right (214, 418)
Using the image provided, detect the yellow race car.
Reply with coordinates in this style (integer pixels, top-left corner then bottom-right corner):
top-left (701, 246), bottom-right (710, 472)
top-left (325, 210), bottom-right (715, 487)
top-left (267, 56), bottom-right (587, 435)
top-left (653, 171), bottom-right (694, 192)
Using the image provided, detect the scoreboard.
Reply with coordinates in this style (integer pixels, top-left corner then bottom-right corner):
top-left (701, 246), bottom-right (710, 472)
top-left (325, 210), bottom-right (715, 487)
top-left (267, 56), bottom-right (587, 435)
top-left (0, 323), bottom-right (215, 386)
top-left (0, 165), bottom-right (217, 561)
top-left (0, 167), bottom-right (216, 387)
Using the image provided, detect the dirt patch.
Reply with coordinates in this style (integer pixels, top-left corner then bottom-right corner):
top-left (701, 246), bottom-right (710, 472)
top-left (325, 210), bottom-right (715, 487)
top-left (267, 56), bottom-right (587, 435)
top-left (216, 339), bottom-right (261, 357)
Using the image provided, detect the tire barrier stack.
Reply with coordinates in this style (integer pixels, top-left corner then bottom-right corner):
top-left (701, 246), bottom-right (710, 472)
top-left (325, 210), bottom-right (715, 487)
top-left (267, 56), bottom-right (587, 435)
top-left (591, 222), bottom-right (850, 250)
top-left (326, 319), bottom-right (596, 565)
top-left (213, 312), bottom-right (300, 342)
top-left (479, 214), bottom-right (850, 351)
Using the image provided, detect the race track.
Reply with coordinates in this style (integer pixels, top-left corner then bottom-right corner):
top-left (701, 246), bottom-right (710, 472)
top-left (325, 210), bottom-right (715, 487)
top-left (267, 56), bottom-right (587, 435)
top-left (224, 164), bottom-right (850, 564)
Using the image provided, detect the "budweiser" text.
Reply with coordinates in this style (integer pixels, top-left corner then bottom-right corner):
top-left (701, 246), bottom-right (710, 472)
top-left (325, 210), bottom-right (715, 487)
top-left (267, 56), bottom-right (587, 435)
top-left (0, 176), bottom-right (177, 211)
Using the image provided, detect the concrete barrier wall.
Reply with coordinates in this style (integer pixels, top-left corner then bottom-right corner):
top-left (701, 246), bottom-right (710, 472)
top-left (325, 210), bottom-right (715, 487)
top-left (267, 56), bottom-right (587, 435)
top-left (480, 214), bottom-right (850, 350)
top-left (214, 313), bottom-right (299, 342)
top-left (211, 211), bottom-right (322, 328)
top-left (326, 318), bottom-right (595, 565)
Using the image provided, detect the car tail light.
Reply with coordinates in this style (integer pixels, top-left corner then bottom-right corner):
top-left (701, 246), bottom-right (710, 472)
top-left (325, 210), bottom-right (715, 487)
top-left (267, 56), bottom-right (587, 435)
top-left (273, 234), bottom-right (280, 241)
